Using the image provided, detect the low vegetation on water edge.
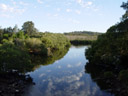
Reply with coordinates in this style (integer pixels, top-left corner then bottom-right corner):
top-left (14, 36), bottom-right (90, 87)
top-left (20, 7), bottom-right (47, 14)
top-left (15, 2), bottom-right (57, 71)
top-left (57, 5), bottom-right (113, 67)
top-left (85, 1), bottom-right (128, 96)
top-left (0, 21), bottom-right (71, 73)
top-left (64, 31), bottom-right (102, 45)
top-left (0, 22), bottom-right (71, 95)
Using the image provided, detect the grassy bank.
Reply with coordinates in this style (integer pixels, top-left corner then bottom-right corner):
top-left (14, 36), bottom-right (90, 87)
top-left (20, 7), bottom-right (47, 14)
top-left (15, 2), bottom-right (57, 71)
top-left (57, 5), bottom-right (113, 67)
top-left (64, 31), bottom-right (102, 45)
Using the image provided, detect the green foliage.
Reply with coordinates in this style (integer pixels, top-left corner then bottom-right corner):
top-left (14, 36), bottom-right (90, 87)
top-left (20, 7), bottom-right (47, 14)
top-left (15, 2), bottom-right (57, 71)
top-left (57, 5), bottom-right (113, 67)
top-left (2, 39), bottom-right (9, 44)
top-left (85, 1), bottom-right (128, 93)
top-left (0, 43), bottom-right (33, 73)
top-left (118, 70), bottom-right (128, 84)
top-left (65, 31), bottom-right (101, 45)
top-left (0, 21), bottom-right (71, 73)
top-left (31, 47), bottom-right (69, 69)
top-left (3, 34), bottom-right (9, 39)
top-left (22, 21), bottom-right (38, 36)
top-left (25, 38), bottom-right (45, 54)
top-left (121, 1), bottom-right (128, 20)
top-left (104, 71), bottom-right (114, 79)
top-left (41, 33), bottom-right (71, 50)
top-left (64, 31), bottom-right (102, 36)
top-left (16, 30), bottom-right (25, 39)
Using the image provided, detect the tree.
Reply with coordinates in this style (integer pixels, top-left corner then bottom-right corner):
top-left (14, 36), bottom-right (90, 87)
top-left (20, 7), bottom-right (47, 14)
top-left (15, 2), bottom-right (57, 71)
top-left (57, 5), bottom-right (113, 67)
top-left (121, 1), bottom-right (128, 20)
top-left (0, 27), bottom-right (3, 42)
top-left (13, 24), bottom-right (19, 33)
top-left (3, 27), bottom-right (13, 33)
top-left (22, 21), bottom-right (38, 36)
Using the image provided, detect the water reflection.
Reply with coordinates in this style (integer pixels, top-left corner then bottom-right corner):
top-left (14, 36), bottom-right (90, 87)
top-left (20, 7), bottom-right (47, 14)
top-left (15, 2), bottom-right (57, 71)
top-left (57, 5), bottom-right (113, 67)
top-left (31, 47), bottom-right (69, 70)
top-left (24, 46), bottom-right (113, 96)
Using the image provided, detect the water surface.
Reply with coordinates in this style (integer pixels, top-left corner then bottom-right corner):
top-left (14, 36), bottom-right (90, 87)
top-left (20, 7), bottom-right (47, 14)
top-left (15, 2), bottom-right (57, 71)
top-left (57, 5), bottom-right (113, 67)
top-left (24, 46), bottom-right (114, 96)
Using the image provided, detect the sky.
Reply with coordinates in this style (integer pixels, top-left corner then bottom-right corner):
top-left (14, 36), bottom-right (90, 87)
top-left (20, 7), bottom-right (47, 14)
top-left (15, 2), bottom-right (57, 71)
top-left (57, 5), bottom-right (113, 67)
top-left (0, 0), bottom-right (127, 33)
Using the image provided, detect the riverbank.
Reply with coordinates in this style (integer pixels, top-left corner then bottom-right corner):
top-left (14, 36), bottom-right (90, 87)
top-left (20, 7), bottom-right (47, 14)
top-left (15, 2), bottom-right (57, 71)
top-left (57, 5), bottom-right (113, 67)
top-left (70, 40), bottom-right (94, 45)
top-left (0, 71), bottom-right (34, 96)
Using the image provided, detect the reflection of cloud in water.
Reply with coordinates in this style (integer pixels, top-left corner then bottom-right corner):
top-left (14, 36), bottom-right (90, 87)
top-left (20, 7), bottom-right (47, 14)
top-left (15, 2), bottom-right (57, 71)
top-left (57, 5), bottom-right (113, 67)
top-left (47, 70), bottom-right (51, 72)
top-left (25, 46), bottom-right (112, 96)
top-left (55, 72), bottom-right (83, 83)
top-left (57, 65), bottom-right (61, 69)
top-left (55, 60), bottom-right (59, 64)
top-left (39, 71), bottom-right (105, 96)
top-left (76, 62), bottom-right (82, 67)
top-left (68, 53), bottom-right (80, 59)
top-left (39, 73), bottom-right (45, 78)
top-left (42, 79), bottom-right (46, 82)
top-left (67, 64), bottom-right (72, 68)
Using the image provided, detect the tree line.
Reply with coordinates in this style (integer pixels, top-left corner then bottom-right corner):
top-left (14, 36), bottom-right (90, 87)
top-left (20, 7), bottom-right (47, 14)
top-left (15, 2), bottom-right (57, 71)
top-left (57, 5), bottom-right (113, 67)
top-left (85, 1), bottom-right (128, 95)
top-left (0, 21), bottom-right (71, 73)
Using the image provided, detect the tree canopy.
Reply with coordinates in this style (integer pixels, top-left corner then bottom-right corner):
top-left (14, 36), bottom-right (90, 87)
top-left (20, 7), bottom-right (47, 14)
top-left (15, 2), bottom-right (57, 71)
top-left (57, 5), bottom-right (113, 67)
top-left (121, 1), bottom-right (128, 20)
top-left (22, 21), bottom-right (38, 36)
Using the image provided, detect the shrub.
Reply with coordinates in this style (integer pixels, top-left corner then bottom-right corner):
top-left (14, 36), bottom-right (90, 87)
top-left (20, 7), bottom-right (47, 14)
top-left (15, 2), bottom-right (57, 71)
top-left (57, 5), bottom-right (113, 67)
top-left (118, 70), bottom-right (128, 84)
top-left (0, 43), bottom-right (33, 73)
top-left (104, 71), bottom-right (114, 78)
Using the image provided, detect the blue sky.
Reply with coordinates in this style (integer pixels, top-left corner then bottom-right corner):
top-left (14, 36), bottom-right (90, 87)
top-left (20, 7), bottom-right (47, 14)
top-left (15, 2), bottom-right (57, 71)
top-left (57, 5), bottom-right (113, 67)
top-left (0, 0), bottom-right (127, 33)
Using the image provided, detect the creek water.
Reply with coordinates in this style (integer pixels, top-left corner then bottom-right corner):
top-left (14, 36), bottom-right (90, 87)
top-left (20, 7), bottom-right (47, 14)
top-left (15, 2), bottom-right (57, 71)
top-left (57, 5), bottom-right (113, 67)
top-left (24, 46), bottom-right (114, 96)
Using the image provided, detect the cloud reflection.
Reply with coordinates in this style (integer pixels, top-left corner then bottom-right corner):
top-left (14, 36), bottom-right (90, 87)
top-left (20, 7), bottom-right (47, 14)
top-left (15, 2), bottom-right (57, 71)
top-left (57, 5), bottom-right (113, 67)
top-left (35, 71), bottom-right (108, 96)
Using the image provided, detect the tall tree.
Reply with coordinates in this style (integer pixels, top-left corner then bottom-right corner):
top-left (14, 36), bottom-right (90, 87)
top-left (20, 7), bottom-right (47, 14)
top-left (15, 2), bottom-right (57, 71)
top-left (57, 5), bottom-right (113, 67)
top-left (0, 27), bottom-right (3, 41)
top-left (121, 1), bottom-right (128, 20)
top-left (13, 24), bottom-right (19, 33)
top-left (22, 21), bottom-right (38, 36)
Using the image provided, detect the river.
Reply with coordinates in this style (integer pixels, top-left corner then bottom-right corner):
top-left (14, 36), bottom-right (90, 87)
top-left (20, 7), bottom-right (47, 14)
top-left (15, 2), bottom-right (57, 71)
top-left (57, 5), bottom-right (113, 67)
top-left (24, 46), bottom-right (114, 96)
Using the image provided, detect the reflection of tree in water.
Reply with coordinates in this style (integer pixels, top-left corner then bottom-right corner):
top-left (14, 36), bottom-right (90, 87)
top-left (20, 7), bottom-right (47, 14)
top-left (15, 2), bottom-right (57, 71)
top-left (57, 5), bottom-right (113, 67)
top-left (0, 44), bottom-right (34, 96)
top-left (31, 47), bottom-right (69, 70)
top-left (0, 43), bottom-right (69, 95)
top-left (0, 44), bottom-right (34, 73)
top-left (0, 43), bottom-right (69, 73)
top-left (85, 62), bottom-right (128, 96)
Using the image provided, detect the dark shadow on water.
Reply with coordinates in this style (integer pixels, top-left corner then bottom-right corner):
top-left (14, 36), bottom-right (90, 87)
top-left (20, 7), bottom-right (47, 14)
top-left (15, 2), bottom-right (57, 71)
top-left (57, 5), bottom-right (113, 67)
top-left (85, 62), bottom-right (128, 96)
top-left (0, 43), bottom-right (69, 96)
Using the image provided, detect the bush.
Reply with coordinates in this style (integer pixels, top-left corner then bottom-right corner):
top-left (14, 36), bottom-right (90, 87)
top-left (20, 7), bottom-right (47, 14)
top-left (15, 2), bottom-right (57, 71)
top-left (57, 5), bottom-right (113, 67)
top-left (0, 43), bottom-right (33, 73)
top-left (25, 38), bottom-right (42, 51)
top-left (118, 70), bottom-right (128, 84)
top-left (104, 71), bottom-right (114, 78)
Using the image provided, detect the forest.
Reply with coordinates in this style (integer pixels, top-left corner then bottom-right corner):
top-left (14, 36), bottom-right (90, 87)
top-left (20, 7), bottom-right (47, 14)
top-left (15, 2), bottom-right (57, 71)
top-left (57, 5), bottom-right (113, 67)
top-left (85, 1), bottom-right (128, 96)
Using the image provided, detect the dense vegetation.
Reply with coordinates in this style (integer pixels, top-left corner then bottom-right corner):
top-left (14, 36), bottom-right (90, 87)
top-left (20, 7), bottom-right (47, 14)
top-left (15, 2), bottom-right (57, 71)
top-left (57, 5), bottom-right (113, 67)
top-left (64, 31), bottom-right (102, 36)
top-left (85, 1), bottom-right (128, 96)
top-left (64, 31), bottom-right (102, 45)
top-left (0, 21), bottom-right (71, 73)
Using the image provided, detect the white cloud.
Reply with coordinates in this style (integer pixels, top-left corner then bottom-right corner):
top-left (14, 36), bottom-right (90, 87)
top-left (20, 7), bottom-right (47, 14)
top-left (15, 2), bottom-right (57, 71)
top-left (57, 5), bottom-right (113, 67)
top-left (87, 1), bottom-right (93, 5)
top-left (19, 1), bottom-right (29, 6)
top-left (0, 4), bottom-right (13, 12)
top-left (0, 14), bottom-right (12, 18)
top-left (37, 0), bottom-right (43, 4)
top-left (75, 10), bottom-right (81, 14)
top-left (66, 9), bottom-right (72, 12)
top-left (0, 3), bottom-right (25, 14)
top-left (76, 0), bottom-right (93, 8)
top-left (77, 0), bottom-right (82, 4)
